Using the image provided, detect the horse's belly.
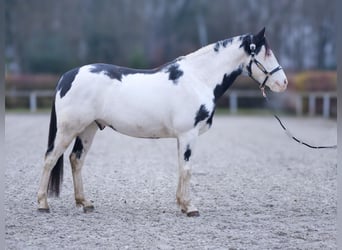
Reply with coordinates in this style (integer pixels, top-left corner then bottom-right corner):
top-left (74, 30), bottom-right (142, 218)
top-left (99, 85), bottom-right (185, 138)
top-left (108, 119), bottom-right (174, 138)
top-left (99, 105), bottom-right (176, 138)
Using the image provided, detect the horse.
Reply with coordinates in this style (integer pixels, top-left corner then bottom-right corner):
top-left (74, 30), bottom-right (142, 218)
top-left (37, 28), bottom-right (287, 217)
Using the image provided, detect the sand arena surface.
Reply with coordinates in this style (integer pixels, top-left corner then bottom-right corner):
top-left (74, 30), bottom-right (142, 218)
top-left (5, 113), bottom-right (336, 249)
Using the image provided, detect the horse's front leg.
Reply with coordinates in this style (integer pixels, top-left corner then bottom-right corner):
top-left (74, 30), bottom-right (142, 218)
top-left (176, 131), bottom-right (200, 217)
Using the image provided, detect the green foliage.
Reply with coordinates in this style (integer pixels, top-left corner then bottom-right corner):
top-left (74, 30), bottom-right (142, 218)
top-left (128, 49), bottom-right (148, 69)
top-left (86, 33), bottom-right (119, 64)
top-left (26, 34), bottom-right (74, 73)
top-left (5, 0), bottom-right (337, 75)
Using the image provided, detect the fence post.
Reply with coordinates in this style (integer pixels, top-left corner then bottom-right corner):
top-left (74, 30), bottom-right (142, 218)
top-left (29, 92), bottom-right (37, 112)
top-left (323, 94), bottom-right (330, 118)
top-left (308, 94), bottom-right (316, 116)
top-left (295, 94), bottom-right (303, 116)
top-left (230, 92), bottom-right (237, 114)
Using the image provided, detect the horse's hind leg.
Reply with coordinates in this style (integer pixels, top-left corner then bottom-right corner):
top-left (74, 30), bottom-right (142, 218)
top-left (37, 129), bottom-right (75, 212)
top-left (69, 122), bottom-right (98, 212)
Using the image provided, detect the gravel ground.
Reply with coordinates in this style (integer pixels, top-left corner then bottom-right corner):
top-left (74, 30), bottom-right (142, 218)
top-left (5, 113), bottom-right (337, 249)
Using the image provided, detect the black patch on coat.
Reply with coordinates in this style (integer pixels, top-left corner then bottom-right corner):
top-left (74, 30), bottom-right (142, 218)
top-left (89, 58), bottom-right (184, 82)
top-left (167, 64), bottom-right (183, 83)
top-left (214, 42), bottom-right (220, 52)
top-left (239, 34), bottom-right (260, 55)
top-left (184, 145), bottom-right (192, 162)
top-left (213, 68), bottom-right (242, 103)
top-left (222, 38), bottom-right (233, 47)
top-left (214, 38), bottom-right (233, 52)
top-left (89, 63), bottom-right (163, 81)
top-left (57, 68), bottom-right (79, 98)
top-left (72, 137), bottom-right (83, 159)
top-left (89, 64), bottom-right (124, 81)
top-left (206, 107), bottom-right (216, 127)
top-left (194, 104), bottom-right (210, 126)
top-left (239, 34), bottom-right (271, 56)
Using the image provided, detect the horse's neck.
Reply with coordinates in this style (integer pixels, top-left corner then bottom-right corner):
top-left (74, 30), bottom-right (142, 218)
top-left (184, 39), bottom-right (246, 90)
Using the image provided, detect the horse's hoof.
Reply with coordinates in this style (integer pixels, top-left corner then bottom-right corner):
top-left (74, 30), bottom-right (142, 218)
top-left (187, 211), bottom-right (200, 217)
top-left (38, 208), bottom-right (50, 213)
top-left (83, 205), bottom-right (94, 213)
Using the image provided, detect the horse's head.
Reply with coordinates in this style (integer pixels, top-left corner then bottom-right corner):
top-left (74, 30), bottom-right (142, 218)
top-left (240, 28), bottom-right (288, 92)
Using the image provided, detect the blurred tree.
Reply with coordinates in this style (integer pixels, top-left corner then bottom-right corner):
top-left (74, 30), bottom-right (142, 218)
top-left (5, 0), bottom-right (336, 74)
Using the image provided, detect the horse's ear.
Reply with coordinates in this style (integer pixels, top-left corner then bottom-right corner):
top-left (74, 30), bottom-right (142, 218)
top-left (254, 27), bottom-right (266, 44)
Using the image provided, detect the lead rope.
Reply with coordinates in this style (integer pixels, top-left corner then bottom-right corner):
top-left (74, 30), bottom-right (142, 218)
top-left (261, 88), bottom-right (337, 149)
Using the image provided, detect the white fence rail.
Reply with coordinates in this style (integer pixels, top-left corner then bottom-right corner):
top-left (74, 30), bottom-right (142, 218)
top-left (225, 90), bottom-right (336, 118)
top-left (6, 90), bottom-right (337, 118)
top-left (6, 90), bottom-right (55, 112)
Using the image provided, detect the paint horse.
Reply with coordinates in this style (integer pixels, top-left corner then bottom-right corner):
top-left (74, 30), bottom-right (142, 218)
top-left (37, 28), bottom-right (287, 216)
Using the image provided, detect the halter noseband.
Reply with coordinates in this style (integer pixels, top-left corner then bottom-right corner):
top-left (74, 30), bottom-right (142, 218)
top-left (247, 43), bottom-right (283, 90)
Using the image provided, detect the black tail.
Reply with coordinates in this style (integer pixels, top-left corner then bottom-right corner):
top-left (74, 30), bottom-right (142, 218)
top-left (46, 99), bottom-right (63, 197)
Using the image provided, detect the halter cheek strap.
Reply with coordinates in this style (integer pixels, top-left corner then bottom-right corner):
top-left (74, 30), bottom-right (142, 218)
top-left (247, 43), bottom-right (282, 90)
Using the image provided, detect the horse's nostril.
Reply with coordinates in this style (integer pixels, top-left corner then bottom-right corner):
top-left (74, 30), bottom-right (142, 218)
top-left (284, 79), bottom-right (288, 85)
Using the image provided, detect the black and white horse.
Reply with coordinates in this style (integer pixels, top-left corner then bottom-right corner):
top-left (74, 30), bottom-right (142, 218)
top-left (37, 28), bottom-right (287, 216)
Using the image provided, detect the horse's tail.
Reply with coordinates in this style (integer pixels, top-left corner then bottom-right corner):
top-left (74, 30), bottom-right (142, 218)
top-left (46, 99), bottom-right (63, 197)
